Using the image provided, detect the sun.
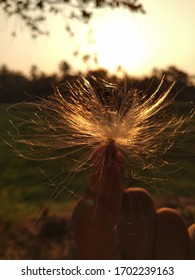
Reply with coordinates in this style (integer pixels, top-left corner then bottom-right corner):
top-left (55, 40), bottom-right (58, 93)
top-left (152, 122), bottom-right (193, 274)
top-left (94, 10), bottom-right (150, 75)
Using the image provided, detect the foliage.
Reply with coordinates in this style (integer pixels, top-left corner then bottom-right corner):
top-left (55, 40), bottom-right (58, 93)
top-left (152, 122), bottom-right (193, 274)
top-left (0, 64), bottom-right (57, 102)
top-left (0, 0), bottom-right (145, 38)
top-left (0, 63), bottom-right (195, 103)
top-left (152, 66), bottom-right (194, 86)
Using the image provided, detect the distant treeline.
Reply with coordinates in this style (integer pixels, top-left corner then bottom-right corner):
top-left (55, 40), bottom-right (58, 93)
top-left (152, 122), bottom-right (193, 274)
top-left (0, 63), bottom-right (194, 104)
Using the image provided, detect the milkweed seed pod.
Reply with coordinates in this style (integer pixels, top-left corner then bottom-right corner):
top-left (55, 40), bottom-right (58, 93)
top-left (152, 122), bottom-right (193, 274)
top-left (8, 76), bottom-right (194, 201)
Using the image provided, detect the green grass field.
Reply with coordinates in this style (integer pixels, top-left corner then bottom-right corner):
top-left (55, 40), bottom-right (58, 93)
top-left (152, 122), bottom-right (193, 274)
top-left (0, 103), bottom-right (195, 224)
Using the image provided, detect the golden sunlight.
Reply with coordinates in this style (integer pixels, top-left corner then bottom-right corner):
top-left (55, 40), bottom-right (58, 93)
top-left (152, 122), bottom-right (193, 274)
top-left (94, 10), bottom-right (150, 75)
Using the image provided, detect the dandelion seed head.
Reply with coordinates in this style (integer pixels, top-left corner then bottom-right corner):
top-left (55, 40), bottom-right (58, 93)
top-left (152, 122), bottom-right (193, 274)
top-left (8, 76), bottom-right (193, 190)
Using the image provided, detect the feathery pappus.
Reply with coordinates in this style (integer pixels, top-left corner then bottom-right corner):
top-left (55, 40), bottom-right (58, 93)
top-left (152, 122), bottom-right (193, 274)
top-left (7, 76), bottom-right (193, 199)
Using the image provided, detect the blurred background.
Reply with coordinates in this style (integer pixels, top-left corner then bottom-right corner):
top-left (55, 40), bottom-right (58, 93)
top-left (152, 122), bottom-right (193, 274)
top-left (0, 0), bottom-right (194, 259)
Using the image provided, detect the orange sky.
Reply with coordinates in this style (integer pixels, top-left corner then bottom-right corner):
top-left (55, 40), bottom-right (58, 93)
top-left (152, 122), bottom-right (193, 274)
top-left (0, 0), bottom-right (195, 77)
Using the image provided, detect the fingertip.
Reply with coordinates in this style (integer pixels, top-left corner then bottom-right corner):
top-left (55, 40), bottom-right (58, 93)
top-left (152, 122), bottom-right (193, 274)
top-left (188, 224), bottom-right (195, 259)
top-left (154, 208), bottom-right (189, 259)
top-left (118, 187), bottom-right (156, 259)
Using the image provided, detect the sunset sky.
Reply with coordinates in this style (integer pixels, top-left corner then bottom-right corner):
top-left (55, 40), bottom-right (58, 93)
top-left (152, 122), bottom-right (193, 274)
top-left (0, 0), bottom-right (195, 77)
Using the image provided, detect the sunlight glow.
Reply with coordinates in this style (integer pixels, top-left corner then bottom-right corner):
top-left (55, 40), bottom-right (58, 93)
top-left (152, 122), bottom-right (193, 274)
top-left (0, 0), bottom-right (195, 76)
top-left (95, 11), bottom-right (149, 74)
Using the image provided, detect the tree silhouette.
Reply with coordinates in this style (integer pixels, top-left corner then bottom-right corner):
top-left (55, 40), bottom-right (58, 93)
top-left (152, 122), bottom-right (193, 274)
top-left (0, 65), bottom-right (28, 101)
top-left (0, 0), bottom-right (145, 38)
top-left (59, 61), bottom-right (71, 78)
top-left (0, 64), bottom-right (58, 102)
top-left (153, 66), bottom-right (191, 85)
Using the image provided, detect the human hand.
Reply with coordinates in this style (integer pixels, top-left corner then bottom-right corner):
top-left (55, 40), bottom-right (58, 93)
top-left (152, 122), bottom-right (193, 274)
top-left (72, 143), bottom-right (195, 260)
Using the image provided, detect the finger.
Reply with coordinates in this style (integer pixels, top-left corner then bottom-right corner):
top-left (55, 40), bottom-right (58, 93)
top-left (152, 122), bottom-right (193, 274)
top-left (72, 140), bottom-right (124, 259)
top-left (188, 224), bottom-right (195, 259)
top-left (154, 208), bottom-right (189, 259)
top-left (117, 187), bottom-right (156, 259)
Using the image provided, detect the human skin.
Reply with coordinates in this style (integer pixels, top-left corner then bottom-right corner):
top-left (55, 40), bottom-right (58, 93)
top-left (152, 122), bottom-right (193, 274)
top-left (72, 141), bottom-right (123, 259)
top-left (72, 143), bottom-right (195, 260)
